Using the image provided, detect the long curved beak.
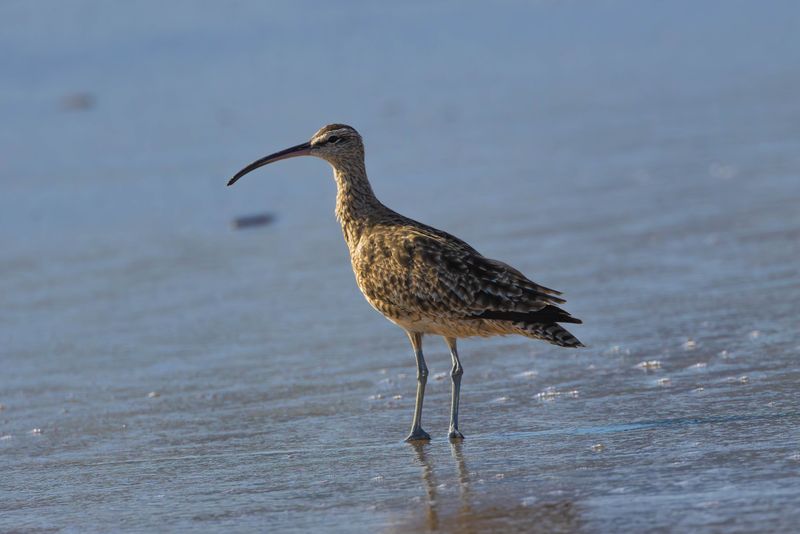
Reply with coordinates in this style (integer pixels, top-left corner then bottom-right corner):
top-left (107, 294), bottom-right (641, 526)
top-left (227, 142), bottom-right (312, 186)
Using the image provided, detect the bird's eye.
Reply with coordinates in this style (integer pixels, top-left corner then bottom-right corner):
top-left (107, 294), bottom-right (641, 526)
top-left (327, 135), bottom-right (339, 144)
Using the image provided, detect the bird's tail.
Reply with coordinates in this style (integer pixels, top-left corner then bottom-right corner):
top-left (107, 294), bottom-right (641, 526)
top-left (516, 322), bottom-right (584, 348)
top-left (476, 306), bottom-right (584, 348)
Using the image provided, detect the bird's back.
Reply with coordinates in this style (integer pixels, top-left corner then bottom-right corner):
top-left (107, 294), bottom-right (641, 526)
top-left (348, 209), bottom-right (583, 347)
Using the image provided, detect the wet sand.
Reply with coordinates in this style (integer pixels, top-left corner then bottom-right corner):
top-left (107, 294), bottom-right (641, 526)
top-left (2, 1), bottom-right (799, 532)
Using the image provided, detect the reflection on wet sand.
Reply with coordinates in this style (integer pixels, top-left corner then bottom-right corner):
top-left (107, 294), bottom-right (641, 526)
top-left (414, 443), bottom-right (440, 530)
top-left (391, 442), bottom-right (582, 533)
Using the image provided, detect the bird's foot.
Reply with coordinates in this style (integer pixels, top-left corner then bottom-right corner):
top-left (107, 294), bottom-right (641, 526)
top-left (405, 428), bottom-right (431, 442)
top-left (448, 428), bottom-right (465, 440)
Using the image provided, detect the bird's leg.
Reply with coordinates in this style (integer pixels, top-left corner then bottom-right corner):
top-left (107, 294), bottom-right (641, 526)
top-left (445, 337), bottom-right (465, 440)
top-left (405, 331), bottom-right (431, 442)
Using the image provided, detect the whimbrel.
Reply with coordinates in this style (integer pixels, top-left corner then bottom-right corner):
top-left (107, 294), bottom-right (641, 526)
top-left (228, 124), bottom-right (583, 441)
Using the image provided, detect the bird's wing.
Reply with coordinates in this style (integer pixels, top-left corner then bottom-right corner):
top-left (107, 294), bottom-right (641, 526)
top-left (354, 228), bottom-right (571, 320)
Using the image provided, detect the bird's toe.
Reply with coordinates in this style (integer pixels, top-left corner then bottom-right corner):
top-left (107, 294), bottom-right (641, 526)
top-left (405, 428), bottom-right (431, 442)
top-left (448, 429), bottom-right (465, 440)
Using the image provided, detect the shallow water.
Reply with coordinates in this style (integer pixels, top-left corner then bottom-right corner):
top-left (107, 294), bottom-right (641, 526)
top-left (2, 1), bottom-right (800, 532)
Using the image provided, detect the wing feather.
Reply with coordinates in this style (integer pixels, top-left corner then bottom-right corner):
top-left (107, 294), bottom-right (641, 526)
top-left (353, 227), bottom-right (567, 319)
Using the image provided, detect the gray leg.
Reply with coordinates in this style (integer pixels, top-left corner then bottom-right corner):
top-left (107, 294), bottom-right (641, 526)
top-left (445, 337), bottom-right (464, 440)
top-left (405, 331), bottom-right (431, 442)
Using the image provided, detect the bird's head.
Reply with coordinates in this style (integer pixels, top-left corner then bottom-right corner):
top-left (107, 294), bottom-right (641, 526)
top-left (227, 124), bottom-right (363, 186)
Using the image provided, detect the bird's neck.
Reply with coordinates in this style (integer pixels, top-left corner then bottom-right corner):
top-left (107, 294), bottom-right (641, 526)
top-left (332, 159), bottom-right (383, 250)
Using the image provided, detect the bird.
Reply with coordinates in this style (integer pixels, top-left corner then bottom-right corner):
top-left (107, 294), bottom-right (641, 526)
top-left (227, 124), bottom-right (583, 442)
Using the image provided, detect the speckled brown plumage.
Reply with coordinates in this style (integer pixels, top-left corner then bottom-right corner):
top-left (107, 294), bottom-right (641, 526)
top-left (322, 125), bottom-right (583, 348)
top-left (228, 123), bottom-right (583, 441)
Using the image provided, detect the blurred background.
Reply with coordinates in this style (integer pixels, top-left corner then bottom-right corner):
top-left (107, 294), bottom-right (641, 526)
top-left (2, 1), bottom-right (799, 532)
